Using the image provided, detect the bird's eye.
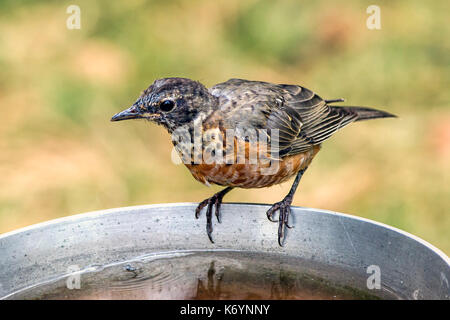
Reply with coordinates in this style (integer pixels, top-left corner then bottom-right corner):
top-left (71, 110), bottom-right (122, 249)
top-left (160, 100), bottom-right (175, 112)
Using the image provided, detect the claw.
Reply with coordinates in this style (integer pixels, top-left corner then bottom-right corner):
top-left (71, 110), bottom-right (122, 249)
top-left (267, 168), bottom-right (308, 246)
top-left (215, 198), bottom-right (222, 223)
top-left (284, 206), bottom-right (293, 229)
top-left (195, 187), bottom-right (233, 243)
top-left (195, 199), bottom-right (209, 219)
top-left (266, 203), bottom-right (280, 222)
top-left (266, 198), bottom-right (294, 247)
top-left (206, 201), bottom-right (215, 243)
top-left (278, 206), bottom-right (286, 246)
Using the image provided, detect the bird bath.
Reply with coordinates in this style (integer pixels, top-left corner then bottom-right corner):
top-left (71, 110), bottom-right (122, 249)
top-left (0, 203), bottom-right (448, 299)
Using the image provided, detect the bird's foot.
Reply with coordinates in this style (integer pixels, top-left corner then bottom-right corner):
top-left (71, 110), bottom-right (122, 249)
top-left (266, 197), bottom-right (294, 246)
top-left (195, 188), bottom-right (231, 243)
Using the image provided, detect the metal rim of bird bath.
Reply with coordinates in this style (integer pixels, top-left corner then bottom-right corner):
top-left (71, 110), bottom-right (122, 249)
top-left (0, 203), bottom-right (448, 300)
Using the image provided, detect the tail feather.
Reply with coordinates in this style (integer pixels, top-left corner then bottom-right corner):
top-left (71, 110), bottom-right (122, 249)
top-left (330, 105), bottom-right (397, 122)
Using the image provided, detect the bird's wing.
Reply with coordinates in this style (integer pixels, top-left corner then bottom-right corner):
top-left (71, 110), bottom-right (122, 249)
top-left (210, 79), bottom-right (357, 157)
top-left (279, 85), bottom-right (359, 156)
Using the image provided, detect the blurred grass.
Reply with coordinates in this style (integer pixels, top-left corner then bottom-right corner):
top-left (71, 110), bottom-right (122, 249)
top-left (0, 0), bottom-right (449, 253)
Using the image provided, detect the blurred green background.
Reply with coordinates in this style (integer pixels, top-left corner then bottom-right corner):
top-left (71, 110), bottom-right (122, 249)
top-left (0, 0), bottom-right (448, 253)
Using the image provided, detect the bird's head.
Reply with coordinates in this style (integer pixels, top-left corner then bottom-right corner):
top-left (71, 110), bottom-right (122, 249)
top-left (111, 77), bottom-right (216, 132)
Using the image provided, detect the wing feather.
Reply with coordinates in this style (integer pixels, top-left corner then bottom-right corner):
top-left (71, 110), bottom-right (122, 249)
top-left (210, 79), bottom-right (359, 157)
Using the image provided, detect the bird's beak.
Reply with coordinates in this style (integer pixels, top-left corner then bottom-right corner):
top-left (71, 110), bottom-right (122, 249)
top-left (111, 105), bottom-right (141, 122)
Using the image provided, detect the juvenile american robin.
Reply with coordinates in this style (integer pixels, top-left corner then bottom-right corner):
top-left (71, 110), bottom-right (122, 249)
top-left (111, 77), bottom-right (395, 246)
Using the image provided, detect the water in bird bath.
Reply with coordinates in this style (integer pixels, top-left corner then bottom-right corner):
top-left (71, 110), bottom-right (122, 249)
top-left (6, 250), bottom-right (398, 300)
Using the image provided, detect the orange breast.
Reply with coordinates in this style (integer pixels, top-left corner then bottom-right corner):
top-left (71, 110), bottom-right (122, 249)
top-left (185, 145), bottom-right (320, 189)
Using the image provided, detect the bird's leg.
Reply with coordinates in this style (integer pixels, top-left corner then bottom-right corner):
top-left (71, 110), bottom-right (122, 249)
top-left (195, 187), bottom-right (233, 243)
top-left (266, 167), bottom-right (308, 246)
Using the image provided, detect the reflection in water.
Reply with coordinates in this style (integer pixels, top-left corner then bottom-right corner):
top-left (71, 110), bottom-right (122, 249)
top-left (9, 251), bottom-right (387, 300)
top-left (196, 262), bottom-right (223, 299)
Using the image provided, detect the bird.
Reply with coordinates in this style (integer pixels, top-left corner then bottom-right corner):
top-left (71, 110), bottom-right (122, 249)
top-left (111, 77), bottom-right (396, 246)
